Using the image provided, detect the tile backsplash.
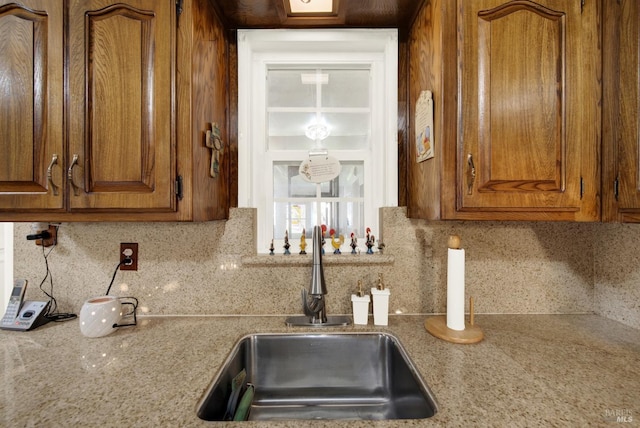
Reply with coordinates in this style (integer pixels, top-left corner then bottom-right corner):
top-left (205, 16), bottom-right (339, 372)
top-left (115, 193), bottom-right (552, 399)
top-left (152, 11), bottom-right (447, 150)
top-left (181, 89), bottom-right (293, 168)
top-left (12, 207), bottom-right (640, 329)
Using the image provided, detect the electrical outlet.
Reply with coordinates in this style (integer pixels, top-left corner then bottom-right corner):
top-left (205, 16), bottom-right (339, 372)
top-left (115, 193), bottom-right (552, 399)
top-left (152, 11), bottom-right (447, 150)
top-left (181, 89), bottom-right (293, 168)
top-left (120, 243), bottom-right (138, 271)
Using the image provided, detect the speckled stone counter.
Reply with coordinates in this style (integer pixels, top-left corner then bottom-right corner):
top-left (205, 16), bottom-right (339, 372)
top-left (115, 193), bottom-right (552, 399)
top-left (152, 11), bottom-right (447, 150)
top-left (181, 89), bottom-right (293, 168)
top-left (1, 315), bottom-right (638, 427)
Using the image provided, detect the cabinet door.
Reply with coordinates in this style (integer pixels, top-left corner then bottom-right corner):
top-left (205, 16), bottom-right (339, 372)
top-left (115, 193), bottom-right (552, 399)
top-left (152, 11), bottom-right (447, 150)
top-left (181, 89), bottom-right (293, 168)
top-left (457, 0), bottom-right (599, 220)
top-left (0, 0), bottom-right (64, 211)
top-left (67, 0), bottom-right (175, 212)
top-left (603, 0), bottom-right (640, 222)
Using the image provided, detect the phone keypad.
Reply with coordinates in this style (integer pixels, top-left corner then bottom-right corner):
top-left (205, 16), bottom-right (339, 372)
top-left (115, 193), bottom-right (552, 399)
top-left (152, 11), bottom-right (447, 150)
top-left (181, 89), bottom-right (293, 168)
top-left (1, 299), bottom-right (22, 326)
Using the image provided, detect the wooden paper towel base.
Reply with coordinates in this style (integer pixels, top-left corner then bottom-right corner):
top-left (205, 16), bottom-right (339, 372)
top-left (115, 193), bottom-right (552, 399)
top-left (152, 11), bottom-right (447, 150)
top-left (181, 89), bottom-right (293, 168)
top-left (424, 316), bottom-right (484, 344)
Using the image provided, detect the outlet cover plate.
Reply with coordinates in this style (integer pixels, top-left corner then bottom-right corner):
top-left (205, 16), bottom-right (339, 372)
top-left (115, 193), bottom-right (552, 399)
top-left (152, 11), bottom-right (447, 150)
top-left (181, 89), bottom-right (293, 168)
top-left (120, 243), bottom-right (138, 271)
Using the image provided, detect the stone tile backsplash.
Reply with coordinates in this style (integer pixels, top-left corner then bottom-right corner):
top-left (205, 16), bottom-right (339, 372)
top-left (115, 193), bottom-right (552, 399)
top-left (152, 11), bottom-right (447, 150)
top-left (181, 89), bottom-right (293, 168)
top-left (12, 207), bottom-right (640, 329)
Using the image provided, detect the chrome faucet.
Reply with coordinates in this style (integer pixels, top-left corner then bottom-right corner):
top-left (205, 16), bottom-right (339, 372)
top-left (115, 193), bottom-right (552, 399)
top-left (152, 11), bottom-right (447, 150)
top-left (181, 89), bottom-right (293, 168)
top-left (285, 225), bottom-right (350, 327)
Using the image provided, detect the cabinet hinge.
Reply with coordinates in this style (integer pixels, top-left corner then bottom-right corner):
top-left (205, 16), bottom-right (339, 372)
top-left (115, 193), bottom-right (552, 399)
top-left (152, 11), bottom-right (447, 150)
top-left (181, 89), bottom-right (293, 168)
top-left (614, 177), bottom-right (619, 201)
top-left (580, 177), bottom-right (584, 200)
top-left (176, 175), bottom-right (183, 201)
top-left (580, 0), bottom-right (585, 13)
top-left (176, 0), bottom-right (183, 26)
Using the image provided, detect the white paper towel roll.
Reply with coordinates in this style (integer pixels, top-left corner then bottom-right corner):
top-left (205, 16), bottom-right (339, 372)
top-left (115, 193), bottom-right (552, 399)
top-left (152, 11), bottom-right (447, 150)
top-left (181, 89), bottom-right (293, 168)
top-left (446, 248), bottom-right (465, 331)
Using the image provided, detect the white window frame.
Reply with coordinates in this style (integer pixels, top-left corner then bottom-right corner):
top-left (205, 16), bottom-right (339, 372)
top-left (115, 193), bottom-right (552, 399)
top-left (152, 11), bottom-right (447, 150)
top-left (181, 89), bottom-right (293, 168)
top-left (238, 29), bottom-right (398, 253)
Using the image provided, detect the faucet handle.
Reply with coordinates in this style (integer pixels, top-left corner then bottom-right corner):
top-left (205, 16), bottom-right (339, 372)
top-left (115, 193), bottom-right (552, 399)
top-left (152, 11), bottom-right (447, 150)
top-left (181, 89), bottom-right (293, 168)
top-left (301, 289), bottom-right (325, 316)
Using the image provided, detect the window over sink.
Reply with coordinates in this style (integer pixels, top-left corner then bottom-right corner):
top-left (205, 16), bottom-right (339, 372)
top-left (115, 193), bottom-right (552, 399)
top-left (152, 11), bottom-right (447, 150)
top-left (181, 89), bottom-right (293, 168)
top-left (237, 29), bottom-right (398, 253)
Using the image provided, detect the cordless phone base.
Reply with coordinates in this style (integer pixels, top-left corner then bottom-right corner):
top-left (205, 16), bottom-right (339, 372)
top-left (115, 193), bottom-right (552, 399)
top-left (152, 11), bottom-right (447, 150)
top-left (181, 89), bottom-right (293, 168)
top-left (1, 300), bottom-right (51, 331)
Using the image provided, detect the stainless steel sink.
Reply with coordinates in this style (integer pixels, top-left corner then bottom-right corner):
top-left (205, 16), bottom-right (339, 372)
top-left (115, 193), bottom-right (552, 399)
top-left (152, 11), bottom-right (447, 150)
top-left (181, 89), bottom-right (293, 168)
top-left (197, 332), bottom-right (438, 421)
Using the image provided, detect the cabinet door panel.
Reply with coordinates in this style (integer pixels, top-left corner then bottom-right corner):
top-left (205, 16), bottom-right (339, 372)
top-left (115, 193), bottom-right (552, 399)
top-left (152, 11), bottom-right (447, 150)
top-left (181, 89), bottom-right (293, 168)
top-left (458, 0), bottom-right (598, 219)
top-left (476, 5), bottom-right (563, 193)
top-left (605, 0), bottom-right (640, 222)
top-left (617, 0), bottom-right (640, 218)
top-left (68, 0), bottom-right (174, 211)
top-left (0, 0), bottom-right (63, 211)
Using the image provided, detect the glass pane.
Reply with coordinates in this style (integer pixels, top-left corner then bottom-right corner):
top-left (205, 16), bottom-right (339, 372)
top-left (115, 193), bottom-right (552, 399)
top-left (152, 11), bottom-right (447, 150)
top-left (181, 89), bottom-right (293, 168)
top-left (320, 135), bottom-right (369, 151)
top-left (268, 112), bottom-right (317, 138)
top-left (322, 69), bottom-right (370, 108)
top-left (320, 201), bottom-right (364, 242)
top-left (273, 162), bottom-right (317, 198)
top-left (338, 162), bottom-right (364, 198)
top-left (267, 69), bottom-right (315, 108)
top-left (321, 113), bottom-right (370, 150)
top-left (274, 201), bottom-right (318, 240)
top-left (273, 200), bottom-right (364, 247)
top-left (269, 112), bottom-right (369, 151)
top-left (323, 113), bottom-right (369, 137)
top-left (268, 112), bottom-right (321, 151)
top-left (275, 161), bottom-right (364, 198)
top-left (269, 135), bottom-right (315, 151)
top-left (269, 135), bottom-right (368, 151)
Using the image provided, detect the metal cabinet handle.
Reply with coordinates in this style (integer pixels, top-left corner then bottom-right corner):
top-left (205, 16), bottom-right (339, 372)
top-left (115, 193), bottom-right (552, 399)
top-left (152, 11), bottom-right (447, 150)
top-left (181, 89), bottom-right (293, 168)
top-left (205, 122), bottom-right (224, 178)
top-left (46, 154), bottom-right (60, 196)
top-left (67, 154), bottom-right (80, 196)
top-left (466, 153), bottom-right (476, 195)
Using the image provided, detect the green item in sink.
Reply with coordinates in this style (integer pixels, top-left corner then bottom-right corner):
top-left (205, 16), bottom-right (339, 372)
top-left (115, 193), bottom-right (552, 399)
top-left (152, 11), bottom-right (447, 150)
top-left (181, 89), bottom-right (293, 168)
top-left (224, 368), bottom-right (246, 420)
top-left (233, 383), bottom-right (255, 421)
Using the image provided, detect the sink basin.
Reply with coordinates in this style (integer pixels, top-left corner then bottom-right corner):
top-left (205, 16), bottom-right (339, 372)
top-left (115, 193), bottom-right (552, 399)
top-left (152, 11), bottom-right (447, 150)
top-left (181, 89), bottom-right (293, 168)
top-left (197, 332), bottom-right (438, 421)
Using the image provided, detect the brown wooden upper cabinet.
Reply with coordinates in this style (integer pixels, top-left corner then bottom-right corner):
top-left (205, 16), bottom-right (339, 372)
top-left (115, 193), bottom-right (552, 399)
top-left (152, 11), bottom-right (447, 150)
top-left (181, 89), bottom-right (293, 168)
top-left (0, 0), bottom-right (229, 221)
top-left (0, 0), bottom-right (64, 212)
top-left (408, 0), bottom-right (600, 221)
top-left (603, 0), bottom-right (640, 223)
top-left (66, 0), bottom-right (174, 213)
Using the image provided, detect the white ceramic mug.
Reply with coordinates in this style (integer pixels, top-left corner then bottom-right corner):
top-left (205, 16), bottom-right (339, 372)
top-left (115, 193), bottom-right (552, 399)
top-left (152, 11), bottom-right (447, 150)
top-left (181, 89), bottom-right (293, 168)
top-left (79, 296), bottom-right (123, 338)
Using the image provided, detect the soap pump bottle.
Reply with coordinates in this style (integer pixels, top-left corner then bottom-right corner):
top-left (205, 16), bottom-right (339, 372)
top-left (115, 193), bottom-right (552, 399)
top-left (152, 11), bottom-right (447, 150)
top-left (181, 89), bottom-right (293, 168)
top-left (351, 280), bottom-right (370, 325)
top-left (371, 273), bottom-right (391, 326)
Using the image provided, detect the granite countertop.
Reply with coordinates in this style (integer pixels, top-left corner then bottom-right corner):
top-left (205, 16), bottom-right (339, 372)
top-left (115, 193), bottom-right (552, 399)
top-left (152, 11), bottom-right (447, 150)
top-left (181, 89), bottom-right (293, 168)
top-left (1, 314), bottom-right (639, 427)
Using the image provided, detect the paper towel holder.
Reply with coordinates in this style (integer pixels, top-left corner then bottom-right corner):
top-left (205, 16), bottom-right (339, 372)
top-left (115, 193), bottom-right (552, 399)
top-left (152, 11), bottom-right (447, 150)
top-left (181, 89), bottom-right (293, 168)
top-left (425, 234), bottom-right (484, 344)
top-left (424, 297), bottom-right (484, 344)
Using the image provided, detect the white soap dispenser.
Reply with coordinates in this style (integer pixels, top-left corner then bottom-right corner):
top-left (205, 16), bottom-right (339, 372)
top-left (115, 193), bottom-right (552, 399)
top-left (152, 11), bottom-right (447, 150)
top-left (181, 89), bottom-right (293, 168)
top-left (351, 280), bottom-right (370, 325)
top-left (371, 273), bottom-right (390, 326)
